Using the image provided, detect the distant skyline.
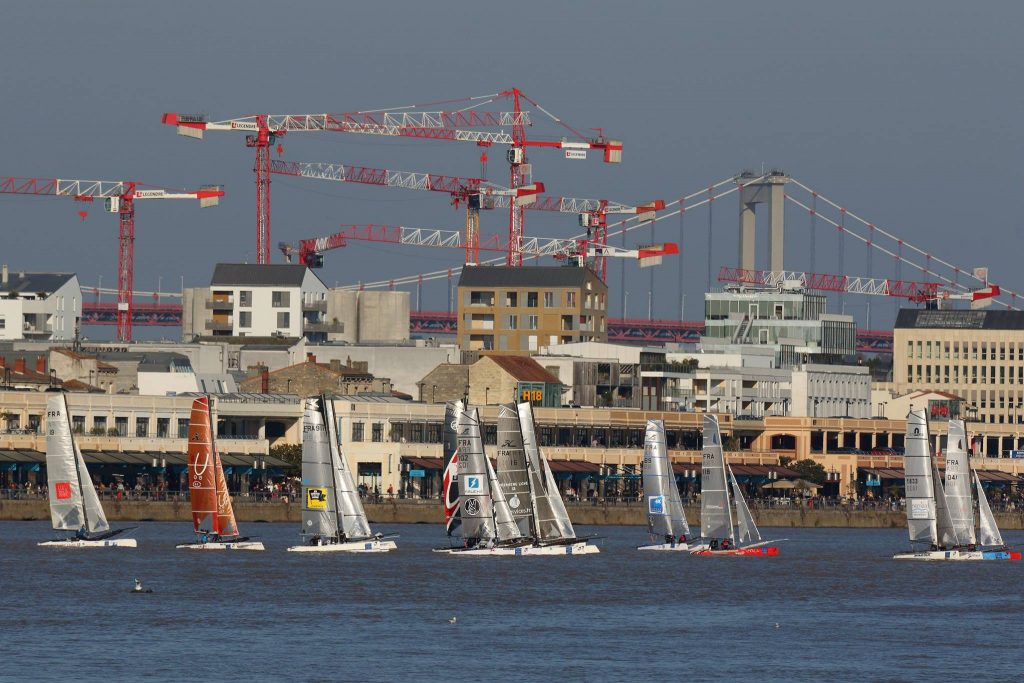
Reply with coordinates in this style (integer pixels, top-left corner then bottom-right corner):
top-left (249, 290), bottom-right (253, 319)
top-left (2, 1), bottom-right (1021, 339)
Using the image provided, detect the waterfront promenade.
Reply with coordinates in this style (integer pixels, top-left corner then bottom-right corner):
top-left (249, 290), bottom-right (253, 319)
top-left (5, 494), bottom-right (1024, 529)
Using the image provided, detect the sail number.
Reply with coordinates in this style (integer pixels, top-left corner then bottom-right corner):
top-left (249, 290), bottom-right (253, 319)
top-left (702, 452), bottom-right (715, 461)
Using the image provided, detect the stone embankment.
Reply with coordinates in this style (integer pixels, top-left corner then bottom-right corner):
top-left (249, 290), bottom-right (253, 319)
top-left (3, 498), bottom-right (1024, 529)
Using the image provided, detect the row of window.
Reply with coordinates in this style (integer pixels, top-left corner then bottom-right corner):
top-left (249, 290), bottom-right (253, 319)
top-left (236, 311), bottom-right (290, 329)
top-left (468, 290), bottom-right (605, 310)
top-left (906, 364), bottom-right (1024, 385)
top-left (905, 339), bottom-right (1024, 361)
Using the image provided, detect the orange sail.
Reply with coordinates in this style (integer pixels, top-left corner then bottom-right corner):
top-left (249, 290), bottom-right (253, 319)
top-left (213, 445), bottom-right (238, 536)
top-left (187, 397), bottom-right (220, 534)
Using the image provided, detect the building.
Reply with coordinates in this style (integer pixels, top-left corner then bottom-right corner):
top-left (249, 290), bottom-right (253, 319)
top-left (456, 265), bottom-right (608, 354)
top-left (417, 354), bottom-right (563, 407)
top-left (325, 290), bottom-right (411, 344)
top-left (790, 364), bottom-right (871, 418)
top-left (0, 267), bottom-right (81, 341)
top-left (49, 349), bottom-right (119, 392)
top-left (239, 353), bottom-right (393, 398)
top-left (0, 354), bottom-right (59, 391)
top-left (894, 308), bottom-right (1024, 426)
top-left (182, 263), bottom-right (332, 341)
top-left (703, 282), bottom-right (856, 365)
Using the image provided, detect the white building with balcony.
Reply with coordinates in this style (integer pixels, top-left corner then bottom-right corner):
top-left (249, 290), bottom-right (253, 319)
top-left (182, 263), bottom-right (332, 341)
top-left (0, 267), bottom-right (81, 341)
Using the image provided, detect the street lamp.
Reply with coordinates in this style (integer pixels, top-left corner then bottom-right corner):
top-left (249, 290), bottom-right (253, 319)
top-left (485, 387), bottom-right (490, 405)
top-left (431, 384), bottom-right (437, 404)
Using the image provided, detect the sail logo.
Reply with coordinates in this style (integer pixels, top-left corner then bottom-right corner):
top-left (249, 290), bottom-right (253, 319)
top-left (508, 495), bottom-right (521, 509)
top-left (464, 498), bottom-right (480, 515)
top-left (306, 487), bottom-right (329, 510)
top-left (55, 481), bottom-right (72, 500)
top-left (648, 495), bottom-right (665, 515)
top-left (463, 476), bottom-right (483, 494)
top-left (193, 453), bottom-right (212, 477)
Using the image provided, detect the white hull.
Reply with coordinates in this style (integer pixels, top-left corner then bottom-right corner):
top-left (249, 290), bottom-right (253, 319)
top-left (287, 539), bottom-right (397, 553)
top-left (38, 538), bottom-right (137, 548)
top-left (893, 549), bottom-right (1020, 561)
top-left (637, 542), bottom-right (690, 551)
top-left (176, 540), bottom-right (265, 551)
top-left (434, 541), bottom-right (599, 556)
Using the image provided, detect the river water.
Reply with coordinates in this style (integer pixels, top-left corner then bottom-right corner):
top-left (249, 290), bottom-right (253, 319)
top-left (1, 522), bottom-right (1021, 682)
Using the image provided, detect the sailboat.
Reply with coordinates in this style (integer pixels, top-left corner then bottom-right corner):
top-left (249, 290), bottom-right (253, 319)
top-left (894, 412), bottom-right (1020, 561)
top-left (38, 393), bottom-right (137, 548)
top-left (287, 396), bottom-right (397, 552)
top-left (638, 419), bottom-right (691, 551)
top-left (441, 400), bottom-right (462, 538)
top-left (690, 414), bottom-right (781, 556)
top-left (176, 396), bottom-right (264, 551)
top-left (435, 401), bottom-right (598, 555)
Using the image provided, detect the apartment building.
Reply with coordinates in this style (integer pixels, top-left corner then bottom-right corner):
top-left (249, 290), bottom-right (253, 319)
top-left (0, 267), bottom-right (81, 341)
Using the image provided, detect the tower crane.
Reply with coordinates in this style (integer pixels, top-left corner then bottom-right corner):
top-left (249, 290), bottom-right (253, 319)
top-left (0, 176), bottom-right (223, 340)
top-left (279, 224), bottom-right (678, 273)
top-left (718, 266), bottom-right (1000, 307)
top-left (162, 107), bottom-right (525, 264)
top-left (269, 159), bottom-right (658, 277)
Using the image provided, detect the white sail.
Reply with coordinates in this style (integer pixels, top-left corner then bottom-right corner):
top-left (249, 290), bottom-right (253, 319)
top-left (700, 414), bottom-right (734, 542)
top-left (300, 397), bottom-right (340, 539)
top-left (541, 454), bottom-right (576, 539)
top-left (975, 471), bottom-right (1005, 548)
top-left (643, 419), bottom-right (689, 539)
top-left (903, 409), bottom-right (937, 545)
top-left (496, 403), bottom-right (534, 537)
top-left (932, 459), bottom-right (960, 548)
top-left (325, 398), bottom-right (373, 540)
top-left (486, 457), bottom-right (524, 543)
top-left (517, 401), bottom-right (566, 541)
top-left (943, 420), bottom-right (975, 545)
top-left (457, 408), bottom-right (496, 542)
top-left (729, 465), bottom-right (760, 544)
top-left (45, 394), bottom-right (109, 534)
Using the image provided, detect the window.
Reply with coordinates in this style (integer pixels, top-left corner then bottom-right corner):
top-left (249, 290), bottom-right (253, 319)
top-left (544, 292), bottom-right (555, 307)
top-left (277, 312), bottom-right (290, 329)
top-left (177, 418), bottom-right (189, 438)
top-left (371, 422), bottom-right (383, 442)
top-left (527, 315), bottom-right (538, 330)
top-left (351, 421), bottom-right (364, 442)
top-left (505, 315), bottom-right (518, 330)
top-left (0, 318), bottom-right (5, 329)
top-left (469, 291), bottom-right (494, 306)
top-left (115, 417), bottom-right (128, 437)
top-left (505, 291), bottom-right (518, 307)
top-left (566, 291), bottom-right (577, 307)
top-left (272, 290), bottom-right (290, 308)
top-left (157, 418), bottom-right (170, 438)
top-left (239, 290), bottom-right (252, 307)
top-left (239, 311), bottom-right (252, 328)
top-left (527, 292), bottom-right (538, 308)
top-left (71, 415), bottom-right (85, 433)
top-left (528, 335), bottom-right (538, 351)
top-left (135, 417), bottom-right (149, 437)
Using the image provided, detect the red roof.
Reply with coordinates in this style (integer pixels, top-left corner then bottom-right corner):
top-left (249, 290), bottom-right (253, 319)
top-left (480, 355), bottom-right (562, 384)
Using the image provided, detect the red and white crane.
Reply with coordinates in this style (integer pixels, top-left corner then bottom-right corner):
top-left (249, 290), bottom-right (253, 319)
top-left (269, 158), bottom-right (658, 277)
top-left (280, 224), bottom-right (678, 273)
top-left (718, 266), bottom-right (1000, 305)
top-left (162, 106), bottom-right (524, 264)
top-left (0, 176), bottom-right (223, 340)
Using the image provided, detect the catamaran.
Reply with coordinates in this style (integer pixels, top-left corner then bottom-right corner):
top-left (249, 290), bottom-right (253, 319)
top-left (690, 414), bottom-right (781, 556)
top-left (435, 401), bottom-right (598, 555)
top-left (894, 411), bottom-right (1020, 561)
top-left (638, 419), bottom-right (691, 551)
top-left (176, 396), bottom-right (264, 551)
top-left (287, 396), bottom-right (396, 553)
top-left (39, 394), bottom-right (137, 548)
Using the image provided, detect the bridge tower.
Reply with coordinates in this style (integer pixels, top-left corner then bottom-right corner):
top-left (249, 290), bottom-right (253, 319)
top-left (737, 170), bottom-right (789, 272)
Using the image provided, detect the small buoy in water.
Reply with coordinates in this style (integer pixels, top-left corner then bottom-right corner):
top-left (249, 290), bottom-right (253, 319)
top-left (774, 623), bottom-right (780, 629)
top-left (448, 616), bottom-right (457, 625)
top-left (131, 578), bottom-right (153, 594)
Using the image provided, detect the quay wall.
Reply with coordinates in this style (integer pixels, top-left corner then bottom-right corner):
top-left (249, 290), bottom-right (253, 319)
top-left (3, 498), bottom-right (1024, 529)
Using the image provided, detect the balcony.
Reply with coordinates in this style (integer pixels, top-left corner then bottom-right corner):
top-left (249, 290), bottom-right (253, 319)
top-left (206, 298), bottom-right (234, 309)
top-left (303, 320), bottom-right (344, 333)
top-left (205, 318), bottom-right (233, 331)
top-left (303, 300), bottom-right (327, 312)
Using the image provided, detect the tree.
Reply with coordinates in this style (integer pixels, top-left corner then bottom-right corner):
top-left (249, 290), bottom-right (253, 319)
top-left (270, 443), bottom-right (302, 472)
top-left (788, 459), bottom-right (827, 484)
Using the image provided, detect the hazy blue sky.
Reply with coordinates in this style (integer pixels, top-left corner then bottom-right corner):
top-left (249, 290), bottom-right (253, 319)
top-left (2, 1), bottom-right (1021, 337)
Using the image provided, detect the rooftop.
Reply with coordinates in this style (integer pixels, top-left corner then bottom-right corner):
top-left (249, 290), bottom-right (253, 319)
top-left (0, 272), bottom-right (75, 295)
top-left (458, 265), bottom-right (600, 289)
top-left (895, 308), bottom-right (1024, 330)
top-left (480, 354), bottom-right (562, 384)
top-left (211, 263), bottom-right (315, 288)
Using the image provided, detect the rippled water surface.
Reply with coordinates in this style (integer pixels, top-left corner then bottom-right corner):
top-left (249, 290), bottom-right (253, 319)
top-left (2, 522), bottom-right (1022, 682)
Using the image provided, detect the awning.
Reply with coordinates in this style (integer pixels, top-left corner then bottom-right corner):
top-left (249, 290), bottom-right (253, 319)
top-left (547, 461), bottom-right (600, 473)
top-left (860, 467), bottom-right (1023, 483)
top-left (669, 463), bottom-right (801, 478)
top-left (402, 456), bottom-right (443, 471)
top-left (0, 450), bottom-right (288, 469)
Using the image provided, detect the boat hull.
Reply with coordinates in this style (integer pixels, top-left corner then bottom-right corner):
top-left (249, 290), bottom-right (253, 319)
top-left (690, 545), bottom-right (780, 557)
top-left (175, 540), bottom-right (265, 551)
top-left (38, 538), bottom-right (137, 548)
top-left (434, 541), bottom-right (599, 556)
top-left (637, 542), bottom-right (690, 551)
top-left (893, 549), bottom-right (1022, 561)
top-left (286, 539), bottom-right (397, 553)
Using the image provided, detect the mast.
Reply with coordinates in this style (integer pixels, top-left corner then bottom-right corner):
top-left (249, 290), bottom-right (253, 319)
top-left (207, 394), bottom-right (221, 535)
top-left (323, 395), bottom-right (346, 537)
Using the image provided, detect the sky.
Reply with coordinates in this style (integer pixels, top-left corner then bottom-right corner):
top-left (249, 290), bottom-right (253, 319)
top-left (1, 1), bottom-right (1022, 339)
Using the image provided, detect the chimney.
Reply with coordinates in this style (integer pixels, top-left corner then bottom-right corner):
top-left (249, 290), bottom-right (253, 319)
top-left (35, 356), bottom-right (46, 373)
top-left (14, 358), bottom-right (26, 374)
top-left (306, 353), bottom-right (316, 364)
top-left (1, 265), bottom-right (7, 286)
top-left (330, 359), bottom-right (342, 373)
top-left (260, 366), bottom-right (269, 393)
